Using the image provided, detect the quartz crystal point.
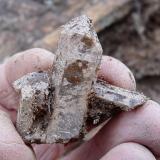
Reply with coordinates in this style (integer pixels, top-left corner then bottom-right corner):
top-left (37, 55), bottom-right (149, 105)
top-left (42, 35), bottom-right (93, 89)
top-left (46, 15), bottom-right (102, 143)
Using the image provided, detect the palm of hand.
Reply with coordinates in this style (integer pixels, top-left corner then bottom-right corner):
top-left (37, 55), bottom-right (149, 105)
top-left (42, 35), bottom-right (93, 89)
top-left (0, 48), bottom-right (159, 160)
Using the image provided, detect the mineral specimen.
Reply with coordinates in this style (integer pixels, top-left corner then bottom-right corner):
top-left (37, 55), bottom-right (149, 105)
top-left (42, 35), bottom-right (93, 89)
top-left (13, 15), bottom-right (148, 144)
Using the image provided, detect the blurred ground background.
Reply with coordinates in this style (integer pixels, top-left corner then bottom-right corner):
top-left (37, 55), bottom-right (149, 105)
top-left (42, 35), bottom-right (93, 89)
top-left (0, 0), bottom-right (159, 103)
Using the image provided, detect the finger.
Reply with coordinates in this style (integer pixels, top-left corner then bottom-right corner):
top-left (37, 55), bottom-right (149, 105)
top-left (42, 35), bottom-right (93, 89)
top-left (61, 100), bottom-right (160, 160)
top-left (100, 142), bottom-right (156, 160)
top-left (0, 109), bottom-right (35, 160)
top-left (33, 144), bottom-right (64, 160)
top-left (92, 100), bottom-right (160, 157)
top-left (0, 48), bottom-right (55, 111)
top-left (0, 105), bottom-right (17, 124)
top-left (98, 56), bottom-right (136, 90)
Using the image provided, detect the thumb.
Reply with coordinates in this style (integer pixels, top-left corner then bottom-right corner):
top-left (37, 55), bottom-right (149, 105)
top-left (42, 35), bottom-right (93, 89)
top-left (0, 108), bottom-right (36, 160)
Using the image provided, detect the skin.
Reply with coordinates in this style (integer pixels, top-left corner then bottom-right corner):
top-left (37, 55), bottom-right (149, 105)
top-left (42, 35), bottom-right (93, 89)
top-left (0, 48), bottom-right (159, 160)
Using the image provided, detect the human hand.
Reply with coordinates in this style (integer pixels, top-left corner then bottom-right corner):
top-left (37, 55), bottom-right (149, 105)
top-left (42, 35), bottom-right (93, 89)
top-left (0, 48), bottom-right (159, 160)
